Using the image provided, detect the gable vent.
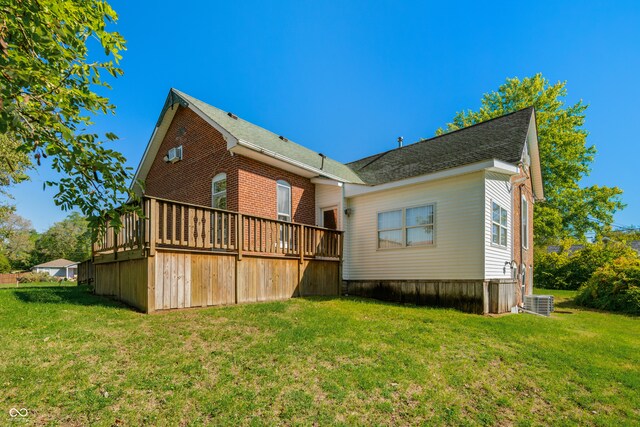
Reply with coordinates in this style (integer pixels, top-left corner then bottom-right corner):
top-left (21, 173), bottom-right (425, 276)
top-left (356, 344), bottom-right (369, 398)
top-left (279, 135), bottom-right (288, 142)
top-left (227, 112), bottom-right (238, 120)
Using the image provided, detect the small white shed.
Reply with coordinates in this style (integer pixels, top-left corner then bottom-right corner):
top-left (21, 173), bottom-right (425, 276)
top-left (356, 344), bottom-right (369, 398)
top-left (31, 259), bottom-right (79, 279)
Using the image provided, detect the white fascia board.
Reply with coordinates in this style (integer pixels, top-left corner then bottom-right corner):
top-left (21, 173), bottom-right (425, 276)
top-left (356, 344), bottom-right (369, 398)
top-left (310, 177), bottom-right (343, 186)
top-left (526, 110), bottom-right (545, 201)
top-left (344, 159), bottom-right (518, 198)
top-left (234, 138), bottom-right (352, 183)
top-left (130, 106), bottom-right (179, 196)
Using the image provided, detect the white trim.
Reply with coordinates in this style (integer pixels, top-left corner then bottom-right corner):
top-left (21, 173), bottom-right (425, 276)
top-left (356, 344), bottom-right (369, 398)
top-left (345, 159), bottom-right (518, 198)
top-left (525, 110), bottom-right (545, 201)
top-left (311, 177), bottom-right (343, 186)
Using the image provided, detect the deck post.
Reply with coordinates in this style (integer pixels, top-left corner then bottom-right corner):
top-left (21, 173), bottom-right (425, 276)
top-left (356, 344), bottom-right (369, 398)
top-left (148, 197), bottom-right (157, 257)
top-left (299, 224), bottom-right (304, 264)
top-left (339, 231), bottom-right (345, 295)
top-left (113, 226), bottom-right (118, 260)
top-left (237, 214), bottom-right (243, 261)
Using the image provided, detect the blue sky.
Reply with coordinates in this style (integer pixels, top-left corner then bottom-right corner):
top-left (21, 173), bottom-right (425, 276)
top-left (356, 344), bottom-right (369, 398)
top-left (11, 0), bottom-right (640, 231)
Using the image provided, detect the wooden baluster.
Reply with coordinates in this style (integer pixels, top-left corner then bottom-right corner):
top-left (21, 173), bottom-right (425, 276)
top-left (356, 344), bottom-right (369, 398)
top-left (204, 210), bottom-right (211, 250)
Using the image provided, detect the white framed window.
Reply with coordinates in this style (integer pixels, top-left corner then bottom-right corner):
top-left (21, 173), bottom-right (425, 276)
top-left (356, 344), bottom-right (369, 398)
top-left (521, 196), bottom-right (529, 249)
top-left (167, 145), bottom-right (183, 162)
top-left (377, 204), bottom-right (435, 249)
top-left (212, 173), bottom-right (227, 209)
top-left (277, 180), bottom-right (291, 221)
top-left (491, 201), bottom-right (508, 247)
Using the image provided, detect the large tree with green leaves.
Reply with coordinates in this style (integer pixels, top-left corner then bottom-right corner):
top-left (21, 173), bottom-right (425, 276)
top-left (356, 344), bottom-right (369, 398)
top-left (0, 0), bottom-right (134, 233)
top-left (438, 74), bottom-right (624, 243)
top-left (0, 133), bottom-right (31, 216)
top-left (32, 212), bottom-right (91, 263)
top-left (0, 211), bottom-right (34, 270)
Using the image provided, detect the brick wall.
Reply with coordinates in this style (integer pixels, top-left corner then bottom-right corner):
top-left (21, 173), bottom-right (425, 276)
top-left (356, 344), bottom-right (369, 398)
top-left (237, 156), bottom-right (315, 225)
top-left (511, 165), bottom-right (535, 297)
top-left (145, 106), bottom-right (315, 224)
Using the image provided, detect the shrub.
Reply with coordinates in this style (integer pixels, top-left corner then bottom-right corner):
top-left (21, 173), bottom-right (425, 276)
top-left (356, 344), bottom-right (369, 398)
top-left (17, 272), bottom-right (59, 284)
top-left (534, 240), bottom-right (638, 290)
top-left (575, 256), bottom-right (640, 315)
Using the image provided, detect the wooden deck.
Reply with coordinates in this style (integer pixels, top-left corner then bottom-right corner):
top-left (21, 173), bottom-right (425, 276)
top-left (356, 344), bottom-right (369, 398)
top-left (91, 197), bottom-right (343, 312)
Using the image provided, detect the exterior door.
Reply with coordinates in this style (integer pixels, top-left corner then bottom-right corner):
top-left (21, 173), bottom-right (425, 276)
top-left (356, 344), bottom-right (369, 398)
top-left (322, 207), bottom-right (338, 230)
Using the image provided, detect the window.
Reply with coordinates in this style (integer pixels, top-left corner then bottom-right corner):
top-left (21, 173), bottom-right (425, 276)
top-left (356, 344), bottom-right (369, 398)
top-left (277, 180), bottom-right (291, 221)
top-left (491, 202), bottom-right (508, 247)
top-left (521, 197), bottom-right (529, 249)
top-left (167, 145), bottom-right (183, 162)
top-left (377, 204), bottom-right (435, 249)
top-left (212, 173), bottom-right (227, 209)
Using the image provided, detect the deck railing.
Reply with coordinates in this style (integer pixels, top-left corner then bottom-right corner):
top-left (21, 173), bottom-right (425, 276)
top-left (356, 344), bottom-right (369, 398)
top-left (93, 197), bottom-right (343, 260)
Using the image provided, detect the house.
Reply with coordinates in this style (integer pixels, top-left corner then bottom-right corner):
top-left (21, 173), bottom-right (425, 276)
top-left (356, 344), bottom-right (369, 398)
top-left (92, 89), bottom-right (543, 314)
top-left (31, 259), bottom-right (79, 279)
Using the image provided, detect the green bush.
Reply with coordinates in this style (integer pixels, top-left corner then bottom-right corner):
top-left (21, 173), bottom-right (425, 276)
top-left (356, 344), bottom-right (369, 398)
top-left (17, 272), bottom-right (59, 284)
top-left (534, 240), bottom-right (638, 290)
top-left (575, 256), bottom-right (640, 315)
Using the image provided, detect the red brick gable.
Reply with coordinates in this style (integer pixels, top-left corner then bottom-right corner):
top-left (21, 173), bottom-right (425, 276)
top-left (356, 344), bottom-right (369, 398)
top-left (144, 106), bottom-right (315, 225)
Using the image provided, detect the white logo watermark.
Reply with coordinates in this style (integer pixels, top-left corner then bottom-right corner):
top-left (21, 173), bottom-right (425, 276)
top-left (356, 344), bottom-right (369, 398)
top-left (9, 408), bottom-right (28, 418)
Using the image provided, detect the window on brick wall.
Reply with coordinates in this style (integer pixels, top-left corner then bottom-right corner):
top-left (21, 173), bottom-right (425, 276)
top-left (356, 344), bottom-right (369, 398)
top-left (277, 180), bottom-right (291, 222)
top-left (212, 173), bottom-right (228, 246)
top-left (521, 196), bottom-right (529, 249)
top-left (212, 173), bottom-right (227, 209)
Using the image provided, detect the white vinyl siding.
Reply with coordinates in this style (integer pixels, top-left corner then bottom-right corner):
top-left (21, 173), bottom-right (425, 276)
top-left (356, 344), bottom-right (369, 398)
top-left (344, 171), bottom-right (485, 280)
top-left (315, 184), bottom-right (343, 230)
top-left (484, 171), bottom-right (513, 279)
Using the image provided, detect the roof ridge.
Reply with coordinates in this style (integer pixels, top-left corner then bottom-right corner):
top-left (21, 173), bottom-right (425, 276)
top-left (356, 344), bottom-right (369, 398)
top-left (347, 106), bottom-right (534, 166)
top-left (173, 89), bottom-right (345, 164)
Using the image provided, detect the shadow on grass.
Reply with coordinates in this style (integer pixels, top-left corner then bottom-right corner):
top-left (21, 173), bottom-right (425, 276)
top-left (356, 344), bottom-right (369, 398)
top-left (9, 285), bottom-right (126, 309)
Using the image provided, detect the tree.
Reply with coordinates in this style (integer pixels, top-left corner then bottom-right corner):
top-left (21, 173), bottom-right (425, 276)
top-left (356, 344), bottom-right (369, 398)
top-left (0, 134), bottom-right (31, 217)
top-left (0, 0), bottom-right (135, 234)
top-left (0, 211), bottom-right (35, 270)
top-left (438, 74), bottom-right (624, 243)
top-left (33, 213), bottom-right (91, 263)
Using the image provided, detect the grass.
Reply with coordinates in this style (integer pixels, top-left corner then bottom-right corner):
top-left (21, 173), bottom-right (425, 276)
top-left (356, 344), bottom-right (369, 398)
top-left (0, 286), bottom-right (638, 426)
top-left (0, 281), bottom-right (77, 290)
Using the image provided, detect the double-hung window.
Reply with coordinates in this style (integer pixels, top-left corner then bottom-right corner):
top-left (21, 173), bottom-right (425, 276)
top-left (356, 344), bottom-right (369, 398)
top-left (277, 180), bottom-right (292, 247)
top-left (277, 180), bottom-right (291, 221)
top-left (212, 173), bottom-right (227, 246)
top-left (212, 173), bottom-right (227, 209)
top-left (491, 202), bottom-right (508, 247)
top-left (377, 204), bottom-right (435, 249)
top-left (521, 197), bottom-right (529, 249)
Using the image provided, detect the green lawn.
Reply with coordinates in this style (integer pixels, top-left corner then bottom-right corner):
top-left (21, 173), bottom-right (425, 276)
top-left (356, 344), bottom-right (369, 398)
top-left (0, 286), bottom-right (637, 426)
top-left (0, 281), bottom-right (77, 289)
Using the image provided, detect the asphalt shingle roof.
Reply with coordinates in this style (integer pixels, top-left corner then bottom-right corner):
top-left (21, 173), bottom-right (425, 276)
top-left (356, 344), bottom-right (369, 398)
top-left (33, 258), bottom-right (78, 268)
top-left (346, 107), bottom-right (534, 185)
top-left (173, 89), bottom-right (365, 184)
